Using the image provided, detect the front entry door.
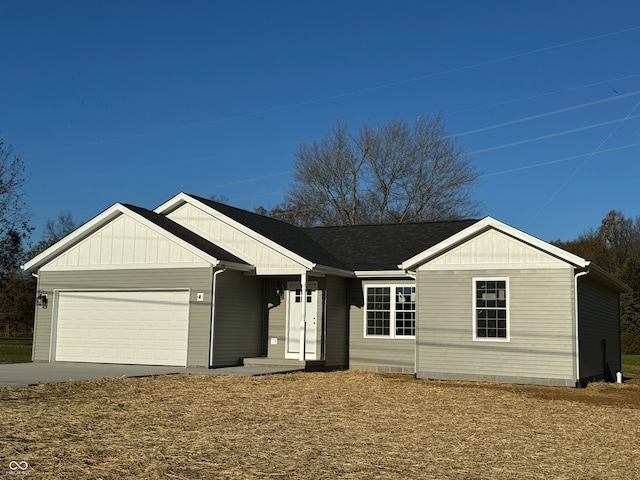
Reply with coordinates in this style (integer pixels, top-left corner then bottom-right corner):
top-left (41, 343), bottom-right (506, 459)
top-left (286, 281), bottom-right (318, 360)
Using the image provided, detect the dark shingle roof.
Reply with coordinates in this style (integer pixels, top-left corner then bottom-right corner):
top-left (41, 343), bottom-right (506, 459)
top-left (186, 195), bottom-right (349, 269)
top-left (124, 204), bottom-right (249, 266)
top-left (179, 195), bottom-right (479, 272)
top-left (303, 220), bottom-right (479, 271)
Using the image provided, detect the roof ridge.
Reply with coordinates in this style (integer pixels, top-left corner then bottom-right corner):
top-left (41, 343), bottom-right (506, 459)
top-left (303, 218), bottom-right (480, 231)
top-left (186, 194), bottom-right (299, 228)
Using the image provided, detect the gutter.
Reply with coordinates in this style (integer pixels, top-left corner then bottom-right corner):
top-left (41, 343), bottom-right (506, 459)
top-left (209, 266), bottom-right (227, 367)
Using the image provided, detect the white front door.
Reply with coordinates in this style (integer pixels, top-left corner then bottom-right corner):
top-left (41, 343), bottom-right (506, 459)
top-left (286, 281), bottom-right (318, 360)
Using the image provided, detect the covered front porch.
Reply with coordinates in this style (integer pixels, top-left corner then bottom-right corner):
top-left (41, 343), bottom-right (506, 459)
top-left (238, 273), bottom-right (348, 370)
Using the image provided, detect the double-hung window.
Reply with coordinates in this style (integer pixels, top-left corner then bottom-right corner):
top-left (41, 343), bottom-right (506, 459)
top-left (365, 285), bottom-right (416, 338)
top-left (474, 278), bottom-right (509, 341)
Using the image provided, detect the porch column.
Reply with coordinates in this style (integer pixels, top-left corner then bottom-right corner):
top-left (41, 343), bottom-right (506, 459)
top-left (299, 272), bottom-right (307, 362)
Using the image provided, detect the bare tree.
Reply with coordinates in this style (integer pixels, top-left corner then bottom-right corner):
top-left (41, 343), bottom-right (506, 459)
top-left (208, 194), bottom-right (230, 205)
top-left (43, 211), bottom-right (76, 243)
top-left (286, 121), bottom-right (369, 226)
top-left (0, 138), bottom-right (33, 337)
top-left (0, 139), bottom-right (31, 275)
top-left (28, 211), bottom-right (78, 259)
top-left (281, 115), bottom-right (480, 226)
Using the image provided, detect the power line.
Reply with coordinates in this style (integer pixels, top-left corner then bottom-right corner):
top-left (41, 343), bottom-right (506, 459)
top-left (454, 90), bottom-right (640, 138)
top-left (445, 73), bottom-right (640, 117)
top-left (25, 26), bottom-right (640, 158)
top-left (469, 115), bottom-right (640, 155)
top-left (525, 98), bottom-right (640, 228)
top-left (480, 142), bottom-right (640, 178)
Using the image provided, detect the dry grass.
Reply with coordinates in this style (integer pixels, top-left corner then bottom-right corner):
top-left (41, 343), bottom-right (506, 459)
top-left (2, 371), bottom-right (640, 479)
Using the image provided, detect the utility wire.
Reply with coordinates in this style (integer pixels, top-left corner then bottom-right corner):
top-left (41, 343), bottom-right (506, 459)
top-left (454, 90), bottom-right (640, 137)
top-left (446, 73), bottom-right (640, 116)
top-left (25, 26), bottom-right (640, 158)
top-left (469, 115), bottom-right (640, 155)
top-left (524, 98), bottom-right (640, 228)
top-left (480, 142), bottom-right (640, 178)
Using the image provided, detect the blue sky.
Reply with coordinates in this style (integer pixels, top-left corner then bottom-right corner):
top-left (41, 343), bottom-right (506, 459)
top-left (2, 1), bottom-right (639, 244)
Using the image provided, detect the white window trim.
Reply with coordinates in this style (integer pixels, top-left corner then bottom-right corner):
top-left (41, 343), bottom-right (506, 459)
top-left (472, 277), bottom-right (510, 342)
top-left (363, 284), bottom-right (416, 339)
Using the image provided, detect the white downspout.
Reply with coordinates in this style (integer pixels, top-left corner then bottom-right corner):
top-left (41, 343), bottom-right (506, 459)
top-left (30, 272), bottom-right (39, 363)
top-left (299, 272), bottom-right (308, 362)
top-left (574, 270), bottom-right (589, 386)
top-left (404, 270), bottom-right (418, 375)
top-left (209, 267), bottom-right (227, 367)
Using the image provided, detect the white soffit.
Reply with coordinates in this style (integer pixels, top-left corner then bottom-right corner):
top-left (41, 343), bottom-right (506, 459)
top-left (354, 270), bottom-right (412, 278)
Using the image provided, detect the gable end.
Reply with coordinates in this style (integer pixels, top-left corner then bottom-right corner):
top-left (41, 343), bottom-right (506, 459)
top-left (418, 228), bottom-right (570, 270)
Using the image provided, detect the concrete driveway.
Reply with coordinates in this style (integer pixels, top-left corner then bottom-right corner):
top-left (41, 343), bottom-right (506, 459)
top-left (0, 362), bottom-right (303, 389)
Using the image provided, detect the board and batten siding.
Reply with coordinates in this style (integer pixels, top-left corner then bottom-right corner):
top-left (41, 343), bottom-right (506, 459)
top-left (211, 269), bottom-right (263, 366)
top-left (32, 267), bottom-right (214, 367)
top-left (577, 275), bottom-right (622, 382)
top-left (43, 213), bottom-right (209, 268)
top-left (166, 203), bottom-right (305, 273)
top-left (427, 228), bottom-right (566, 267)
top-left (415, 267), bottom-right (577, 386)
top-left (348, 278), bottom-right (416, 373)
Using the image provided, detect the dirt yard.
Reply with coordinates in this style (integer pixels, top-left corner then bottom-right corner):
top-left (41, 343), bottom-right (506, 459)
top-left (2, 371), bottom-right (640, 479)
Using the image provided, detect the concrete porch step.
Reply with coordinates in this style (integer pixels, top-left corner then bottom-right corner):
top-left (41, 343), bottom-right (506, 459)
top-left (243, 357), bottom-right (325, 369)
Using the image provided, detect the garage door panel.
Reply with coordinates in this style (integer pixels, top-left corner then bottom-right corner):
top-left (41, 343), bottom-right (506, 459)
top-left (55, 290), bottom-right (189, 366)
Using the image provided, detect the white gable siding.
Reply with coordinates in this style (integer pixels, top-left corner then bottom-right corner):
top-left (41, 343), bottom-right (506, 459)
top-left (423, 229), bottom-right (566, 269)
top-left (167, 203), bottom-right (306, 273)
top-left (42, 214), bottom-right (208, 270)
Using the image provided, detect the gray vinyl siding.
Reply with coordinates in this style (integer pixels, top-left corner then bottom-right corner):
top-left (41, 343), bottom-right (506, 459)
top-left (348, 278), bottom-right (415, 373)
top-left (212, 269), bottom-right (263, 367)
top-left (577, 275), bottom-right (621, 382)
top-left (32, 267), bottom-right (213, 367)
top-left (264, 276), bottom-right (288, 360)
top-left (324, 275), bottom-right (348, 367)
top-left (416, 268), bottom-right (577, 386)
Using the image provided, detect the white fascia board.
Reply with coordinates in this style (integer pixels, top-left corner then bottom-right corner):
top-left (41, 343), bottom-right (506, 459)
top-left (254, 267), bottom-right (309, 276)
top-left (220, 261), bottom-right (255, 272)
top-left (154, 192), bottom-right (192, 215)
top-left (155, 193), bottom-right (315, 270)
top-left (22, 203), bottom-right (221, 272)
top-left (311, 265), bottom-right (355, 278)
top-left (355, 270), bottom-right (412, 279)
top-left (399, 216), bottom-right (589, 271)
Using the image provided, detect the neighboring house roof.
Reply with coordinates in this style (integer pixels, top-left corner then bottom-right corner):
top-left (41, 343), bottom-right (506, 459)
top-left (304, 219), bottom-right (479, 271)
top-left (184, 194), bottom-right (350, 270)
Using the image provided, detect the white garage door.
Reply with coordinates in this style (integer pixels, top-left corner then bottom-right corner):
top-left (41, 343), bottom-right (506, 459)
top-left (55, 290), bottom-right (190, 366)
